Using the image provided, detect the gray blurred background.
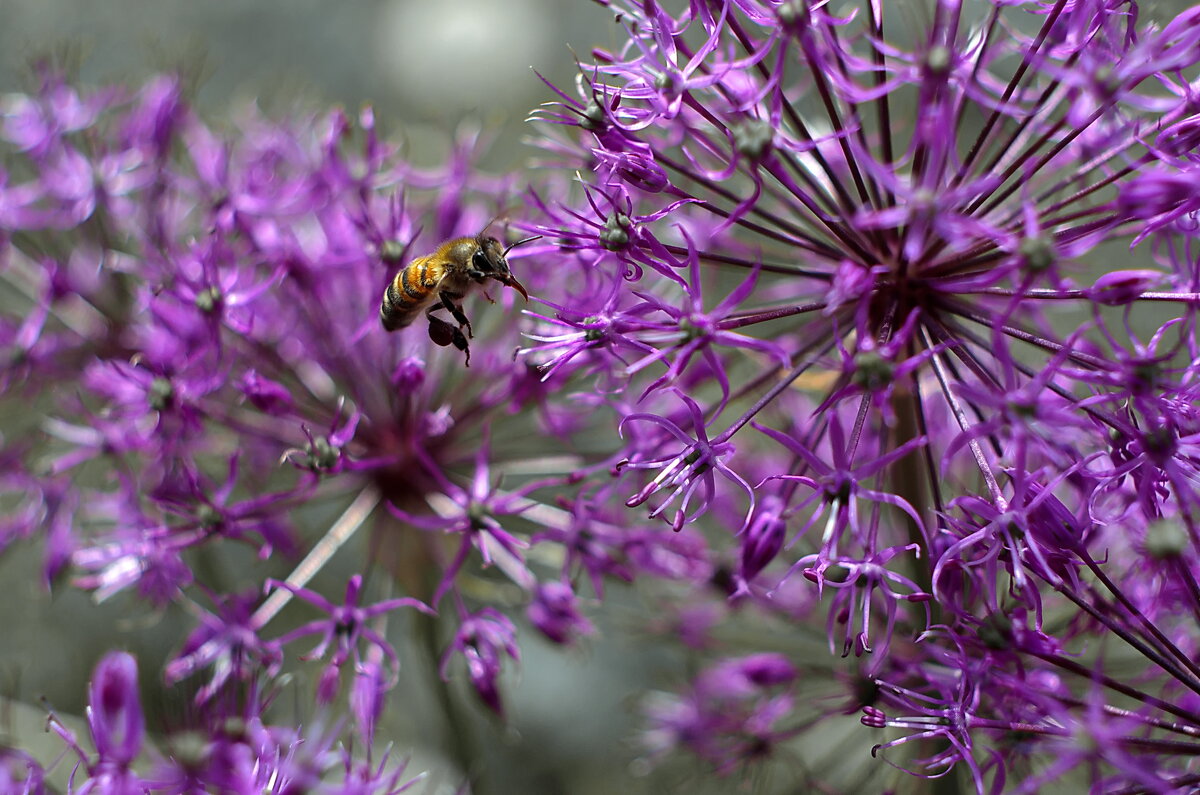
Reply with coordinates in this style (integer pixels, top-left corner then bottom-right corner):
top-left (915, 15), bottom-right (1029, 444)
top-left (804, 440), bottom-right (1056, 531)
top-left (0, 0), bottom-right (623, 166)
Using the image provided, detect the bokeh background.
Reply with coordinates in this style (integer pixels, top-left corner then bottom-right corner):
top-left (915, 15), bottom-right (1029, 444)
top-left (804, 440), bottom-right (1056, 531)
top-left (0, 0), bottom-right (623, 168)
top-left (0, 1), bottom-right (1193, 793)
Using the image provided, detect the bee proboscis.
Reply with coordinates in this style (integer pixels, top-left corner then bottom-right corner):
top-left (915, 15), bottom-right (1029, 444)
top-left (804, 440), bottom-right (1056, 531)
top-left (379, 228), bottom-right (539, 366)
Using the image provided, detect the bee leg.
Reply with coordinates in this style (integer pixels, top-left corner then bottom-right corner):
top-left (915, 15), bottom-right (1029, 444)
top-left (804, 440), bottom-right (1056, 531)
top-left (426, 315), bottom-right (455, 346)
top-left (427, 315), bottom-right (472, 366)
top-left (438, 291), bottom-right (473, 339)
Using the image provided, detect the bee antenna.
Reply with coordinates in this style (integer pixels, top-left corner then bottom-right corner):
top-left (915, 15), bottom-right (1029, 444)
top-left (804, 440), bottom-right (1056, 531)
top-left (502, 235), bottom-right (543, 257)
top-left (478, 212), bottom-right (508, 239)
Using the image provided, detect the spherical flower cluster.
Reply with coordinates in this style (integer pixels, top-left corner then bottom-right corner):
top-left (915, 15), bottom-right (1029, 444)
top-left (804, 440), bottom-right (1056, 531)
top-left (522, 0), bottom-right (1200, 790)
top-left (0, 70), bottom-right (645, 791)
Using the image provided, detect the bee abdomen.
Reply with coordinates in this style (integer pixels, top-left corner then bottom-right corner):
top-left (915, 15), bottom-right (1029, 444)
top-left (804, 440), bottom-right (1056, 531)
top-left (380, 263), bottom-right (438, 332)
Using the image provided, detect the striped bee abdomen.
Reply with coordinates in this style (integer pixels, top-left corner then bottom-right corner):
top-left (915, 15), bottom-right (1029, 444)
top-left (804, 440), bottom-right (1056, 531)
top-left (380, 259), bottom-right (441, 332)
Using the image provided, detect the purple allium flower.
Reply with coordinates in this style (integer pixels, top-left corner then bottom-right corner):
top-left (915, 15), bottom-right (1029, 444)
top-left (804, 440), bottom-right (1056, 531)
top-left (0, 69), bottom-right (580, 790)
top-left (386, 433), bottom-right (541, 608)
top-left (0, 749), bottom-right (43, 795)
top-left (526, 579), bottom-right (595, 645)
top-left (45, 651), bottom-right (149, 794)
top-left (163, 588), bottom-right (282, 703)
top-left (86, 652), bottom-right (144, 768)
top-left (523, 0), bottom-right (1200, 789)
top-left (350, 659), bottom-right (388, 752)
top-left (641, 653), bottom-right (799, 774)
top-left (268, 574), bottom-right (432, 694)
top-left (440, 607), bottom-right (520, 718)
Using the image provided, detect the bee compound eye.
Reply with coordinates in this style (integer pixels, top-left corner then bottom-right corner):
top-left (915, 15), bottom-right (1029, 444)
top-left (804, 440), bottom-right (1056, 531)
top-left (472, 250), bottom-right (488, 270)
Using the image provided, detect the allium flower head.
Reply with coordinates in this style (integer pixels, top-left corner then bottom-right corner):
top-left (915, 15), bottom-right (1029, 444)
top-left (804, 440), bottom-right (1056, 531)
top-left (525, 0), bottom-right (1200, 789)
top-left (0, 69), bottom-right (625, 791)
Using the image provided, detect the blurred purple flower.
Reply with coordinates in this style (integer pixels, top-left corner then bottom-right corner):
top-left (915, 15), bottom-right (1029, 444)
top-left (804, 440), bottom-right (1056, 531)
top-left (526, 580), bottom-right (595, 645)
top-left (641, 653), bottom-right (799, 774)
top-left (268, 574), bottom-right (432, 691)
top-left (440, 607), bottom-right (520, 718)
top-left (46, 651), bottom-right (150, 794)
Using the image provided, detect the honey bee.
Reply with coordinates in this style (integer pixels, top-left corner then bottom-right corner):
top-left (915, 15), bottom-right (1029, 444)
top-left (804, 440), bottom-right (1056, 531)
top-left (380, 228), bottom-right (539, 366)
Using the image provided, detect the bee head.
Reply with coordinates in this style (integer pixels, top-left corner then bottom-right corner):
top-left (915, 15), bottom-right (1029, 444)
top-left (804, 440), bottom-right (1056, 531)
top-left (471, 234), bottom-right (536, 301)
